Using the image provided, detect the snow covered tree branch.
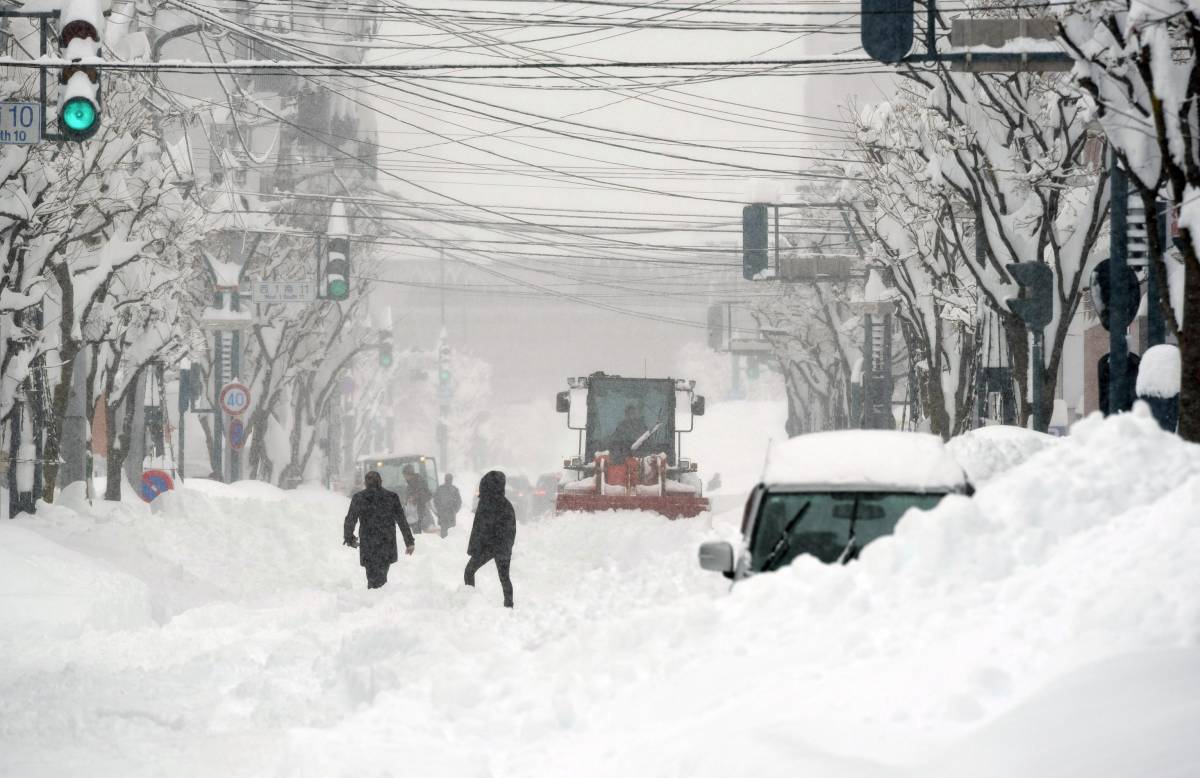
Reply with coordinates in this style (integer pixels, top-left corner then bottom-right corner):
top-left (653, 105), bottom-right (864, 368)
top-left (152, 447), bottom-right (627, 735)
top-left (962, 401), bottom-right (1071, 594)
top-left (857, 62), bottom-right (1108, 429)
top-left (1059, 1), bottom-right (1200, 440)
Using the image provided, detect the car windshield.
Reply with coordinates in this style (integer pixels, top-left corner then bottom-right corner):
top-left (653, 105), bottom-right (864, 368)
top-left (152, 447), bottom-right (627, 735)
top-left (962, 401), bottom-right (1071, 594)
top-left (749, 491), bottom-right (946, 570)
top-left (588, 378), bottom-right (673, 460)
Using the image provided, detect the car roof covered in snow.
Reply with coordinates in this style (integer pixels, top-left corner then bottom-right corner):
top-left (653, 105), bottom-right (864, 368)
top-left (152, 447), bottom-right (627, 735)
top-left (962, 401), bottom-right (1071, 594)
top-left (356, 453), bottom-right (434, 463)
top-left (762, 430), bottom-right (969, 493)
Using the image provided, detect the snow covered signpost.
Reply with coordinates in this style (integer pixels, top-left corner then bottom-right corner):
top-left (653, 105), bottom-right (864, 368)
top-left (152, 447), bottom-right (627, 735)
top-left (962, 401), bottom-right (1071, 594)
top-left (137, 469), bottom-right (173, 503)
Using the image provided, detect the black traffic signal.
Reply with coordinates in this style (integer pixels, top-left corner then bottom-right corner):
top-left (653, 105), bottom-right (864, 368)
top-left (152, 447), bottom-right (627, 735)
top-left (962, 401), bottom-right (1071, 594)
top-left (743, 204), bottom-right (769, 280)
top-left (325, 236), bottom-right (350, 300)
top-left (861, 0), bottom-right (914, 64)
top-left (1005, 262), bottom-right (1053, 330)
top-left (1089, 258), bottom-right (1141, 333)
top-left (707, 304), bottom-right (724, 350)
top-left (58, 0), bottom-right (103, 141)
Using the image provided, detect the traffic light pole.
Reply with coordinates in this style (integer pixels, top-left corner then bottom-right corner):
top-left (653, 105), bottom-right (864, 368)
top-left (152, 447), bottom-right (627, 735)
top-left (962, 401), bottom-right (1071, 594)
top-left (178, 390), bottom-right (185, 482)
top-left (212, 330), bottom-right (224, 481)
top-left (1149, 202), bottom-right (1169, 347)
top-left (1031, 330), bottom-right (1046, 430)
top-left (1109, 153), bottom-right (1130, 416)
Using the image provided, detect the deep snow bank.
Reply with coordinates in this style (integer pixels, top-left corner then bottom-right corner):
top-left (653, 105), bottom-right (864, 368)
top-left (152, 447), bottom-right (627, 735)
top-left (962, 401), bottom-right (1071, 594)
top-left (945, 424), bottom-right (1059, 484)
top-left (2, 407), bottom-right (1198, 778)
top-left (512, 407), bottom-right (1200, 776)
top-left (0, 520), bottom-right (153, 637)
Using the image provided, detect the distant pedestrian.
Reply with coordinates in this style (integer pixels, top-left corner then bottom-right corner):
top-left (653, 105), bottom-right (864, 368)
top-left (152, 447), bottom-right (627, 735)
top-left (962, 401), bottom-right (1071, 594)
top-left (465, 470), bottom-right (516, 608)
top-left (433, 473), bottom-right (463, 539)
top-left (344, 470), bottom-right (415, 589)
top-left (403, 464), bottom-right (435, 533)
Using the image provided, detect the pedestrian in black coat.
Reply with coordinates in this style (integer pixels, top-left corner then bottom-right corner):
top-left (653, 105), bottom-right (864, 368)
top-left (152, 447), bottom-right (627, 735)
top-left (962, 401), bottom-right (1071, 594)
top-left (433, 474), bottom-right (463, 539)
top-left (465, 470), bottom-right (516, 607)
top-left (344, 471), bottom-right (415, 589)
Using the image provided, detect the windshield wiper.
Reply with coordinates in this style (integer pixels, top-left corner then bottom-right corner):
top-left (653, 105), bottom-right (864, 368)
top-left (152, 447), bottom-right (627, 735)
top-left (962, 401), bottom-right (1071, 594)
top-left (836, 497), bottom-right (860, 565)
top-left (760, 502), bottom-right (811, 572)
top-left (631, 421), bottom-right (663, 452)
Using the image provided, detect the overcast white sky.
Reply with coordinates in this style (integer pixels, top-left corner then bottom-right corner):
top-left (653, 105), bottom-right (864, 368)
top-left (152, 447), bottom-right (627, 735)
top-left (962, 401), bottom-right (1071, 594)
top-left (353, 2), bottom-right (896, 399)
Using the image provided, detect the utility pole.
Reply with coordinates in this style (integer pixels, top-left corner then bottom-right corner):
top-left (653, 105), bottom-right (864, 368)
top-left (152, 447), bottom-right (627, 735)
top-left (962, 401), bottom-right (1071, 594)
top-left (438, 245), bottom-right (449, 471)
top-left (437, 329), bottom-right (450, 471)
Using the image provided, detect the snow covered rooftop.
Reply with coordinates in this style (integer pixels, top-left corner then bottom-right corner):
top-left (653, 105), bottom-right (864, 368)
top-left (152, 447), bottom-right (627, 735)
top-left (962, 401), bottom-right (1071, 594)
top-left (763, 429), bottom-right (969, 492)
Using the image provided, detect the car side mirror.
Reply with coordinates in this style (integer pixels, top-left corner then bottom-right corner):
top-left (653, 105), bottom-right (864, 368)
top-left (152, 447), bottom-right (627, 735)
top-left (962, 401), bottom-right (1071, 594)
top-left (556, 391), bottom-right (570, 413)
top-left (698, 540), bottom-right (734, 575)
top-left (692, 395), bottom-right (706, 416)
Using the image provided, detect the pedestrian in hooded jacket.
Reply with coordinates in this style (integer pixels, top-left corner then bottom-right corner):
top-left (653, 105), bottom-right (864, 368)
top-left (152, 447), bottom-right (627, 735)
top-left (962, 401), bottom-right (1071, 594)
top-left (465, 470), bottom-right (516, 608)
top-left (433, 474), bottom-right (463, 539)
top-left (344, 471), bottom-right (415, 589)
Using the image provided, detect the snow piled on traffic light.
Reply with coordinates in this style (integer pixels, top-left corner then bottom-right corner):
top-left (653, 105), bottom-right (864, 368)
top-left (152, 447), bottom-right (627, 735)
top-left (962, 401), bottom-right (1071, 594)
top-left (1, 405), bottom-right (1198, 776)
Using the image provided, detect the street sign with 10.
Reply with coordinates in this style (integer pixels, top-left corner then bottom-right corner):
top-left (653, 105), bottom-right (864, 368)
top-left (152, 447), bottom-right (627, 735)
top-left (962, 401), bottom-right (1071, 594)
top-left (0, 102), bottom-right (42, 145)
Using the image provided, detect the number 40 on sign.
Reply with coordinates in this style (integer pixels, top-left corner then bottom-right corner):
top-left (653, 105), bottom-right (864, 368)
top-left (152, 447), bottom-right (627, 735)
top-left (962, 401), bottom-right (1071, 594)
top-left (219, 382), bottom-right (252, 416)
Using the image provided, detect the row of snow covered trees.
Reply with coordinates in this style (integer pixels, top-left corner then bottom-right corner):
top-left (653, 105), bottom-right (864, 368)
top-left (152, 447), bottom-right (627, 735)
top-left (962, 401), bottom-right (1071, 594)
top-left (759, 2), bottom-right (1200, 442)
top-left (0, 71), bottom-right (207, 505)
top-left (847, 57), bottom-right (1107, 438)
top-left (1, 52), bottom-right (388, 505)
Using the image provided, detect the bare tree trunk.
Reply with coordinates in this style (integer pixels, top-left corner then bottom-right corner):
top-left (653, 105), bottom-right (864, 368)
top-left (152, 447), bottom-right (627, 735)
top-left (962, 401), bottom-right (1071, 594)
top-left (105, 369), bottom-right (145, 501)
top-left (40, 346), bottom-right (77, 503)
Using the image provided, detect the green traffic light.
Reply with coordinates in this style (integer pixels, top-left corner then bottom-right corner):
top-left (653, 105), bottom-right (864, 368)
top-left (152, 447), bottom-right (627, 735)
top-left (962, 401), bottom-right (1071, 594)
top-left (380, 353), bottom-right (393, 367)
top-left (439, 369), bottom-right (451, 383)
top-left (61, 97), bottom-right (97, 134)
top-left (328, 278), bottom-right (349, 299)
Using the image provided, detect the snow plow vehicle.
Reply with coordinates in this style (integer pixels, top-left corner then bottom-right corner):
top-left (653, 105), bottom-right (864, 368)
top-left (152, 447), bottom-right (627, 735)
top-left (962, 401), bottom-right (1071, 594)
top-left (554, 372), bottom-right (708, 519)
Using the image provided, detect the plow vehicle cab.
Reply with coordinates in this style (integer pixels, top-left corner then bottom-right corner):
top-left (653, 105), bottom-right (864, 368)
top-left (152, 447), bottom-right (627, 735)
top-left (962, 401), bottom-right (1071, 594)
top-left (555, 372), bottom-right (708, 518)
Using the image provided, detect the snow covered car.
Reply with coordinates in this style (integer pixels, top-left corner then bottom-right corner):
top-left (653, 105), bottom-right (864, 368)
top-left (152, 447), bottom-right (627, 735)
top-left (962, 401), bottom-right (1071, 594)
top-left (507, 475), bottom-right (535, 522)
top-left (531, 473), bottom-right (560, 517)
top-left (699, 430), bottom-right (972, 579)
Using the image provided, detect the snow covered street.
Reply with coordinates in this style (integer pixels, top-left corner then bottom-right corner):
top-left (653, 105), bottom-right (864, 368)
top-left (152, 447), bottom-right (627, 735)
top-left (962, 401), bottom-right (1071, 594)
top-left (4, 409), bottom-right (1200, 777)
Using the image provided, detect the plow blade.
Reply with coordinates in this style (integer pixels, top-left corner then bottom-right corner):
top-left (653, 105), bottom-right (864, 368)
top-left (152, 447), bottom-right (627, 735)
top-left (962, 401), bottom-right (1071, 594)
top-left (555, 493), bottom-right (709, 519)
